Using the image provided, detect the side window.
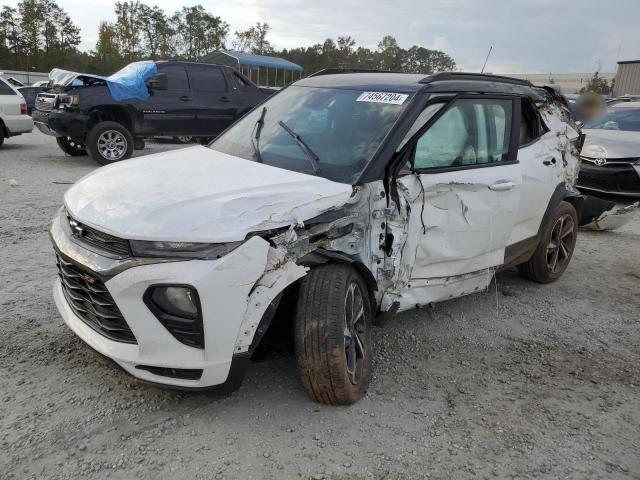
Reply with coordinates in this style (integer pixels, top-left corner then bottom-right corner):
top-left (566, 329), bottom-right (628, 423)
top-left (414, 98), bottom-right (513, 170)
top-left (519, 99), bottom-right (548, 146)
top-left (0, 79), bottom-right (17, 95)
top-left (232, 72), bottom-right (252, 90)
top-left (189, 67), bottom-right (227, 92)
top-left (157, 65), bottom-right (189, 91)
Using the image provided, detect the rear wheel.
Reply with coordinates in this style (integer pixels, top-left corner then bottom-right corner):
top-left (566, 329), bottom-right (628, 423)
top-left (86, 121), bottom-right (134, 165)
top-left (56, 136), bottom-right (86, 156)
top-left (294, 264), bottom-right (373, 405)
top-left (0, 131), bottom-right (4, 148)
top-left (173, 136), bottom-right (193, 144)
top-left (519, 201), bottom-right (578, 283)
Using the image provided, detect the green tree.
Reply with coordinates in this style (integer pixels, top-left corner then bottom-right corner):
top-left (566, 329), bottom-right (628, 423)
top-left (93, 21), bottom-right (123, 73)
top-left (138, 5), bottom-right (174, 59)
top-left (402, 46), bottom-right (456, 73)
top-left (232, 22), bottom-right (272, 55)
top-left (377, 35), bottom-right (402, 70)
top-left (583, 71), bottom-right (611, 95)
top-left (172, 5), bottom-right (228, 60)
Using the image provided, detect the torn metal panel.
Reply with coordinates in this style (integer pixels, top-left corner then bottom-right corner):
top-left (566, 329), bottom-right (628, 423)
top-left (580, 197), bottom-right (640, 230)
top-left (234, 260), bottom-right (307, 353)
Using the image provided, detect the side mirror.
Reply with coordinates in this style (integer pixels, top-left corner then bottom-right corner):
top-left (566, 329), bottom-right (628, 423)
top-left (146, 73), bottom-right (168, 91)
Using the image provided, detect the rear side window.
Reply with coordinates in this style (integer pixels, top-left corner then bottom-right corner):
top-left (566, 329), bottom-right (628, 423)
top-left (0, 79), bottom-right (17, 95)
top-left (189, 67), bottom-right (227, 92)
top-left (519, 99), bottom-right (548, 145)
top-left (157, 64), bottom-right (189, 91)
top-left (413, 98), bottom-right (513, 170)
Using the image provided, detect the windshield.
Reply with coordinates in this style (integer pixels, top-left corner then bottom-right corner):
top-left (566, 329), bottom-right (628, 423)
top-left (585, 107), bottom-right (640, 132)
top-left (210, 85), bottom-right (412, 183)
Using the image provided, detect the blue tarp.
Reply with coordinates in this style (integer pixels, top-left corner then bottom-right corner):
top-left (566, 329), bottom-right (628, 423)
top-left (105, 61), bottom-right (158, 101)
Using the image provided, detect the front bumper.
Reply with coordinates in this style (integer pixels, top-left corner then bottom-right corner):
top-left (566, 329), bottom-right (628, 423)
top-left (50, 212), bottom-right (274, 391)
top-left (33, 108), bottom-right (89, 139)
top-left (577, 162), bottom-right (640, 198)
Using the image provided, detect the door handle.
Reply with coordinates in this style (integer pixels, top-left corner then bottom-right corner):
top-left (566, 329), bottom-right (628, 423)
top-left (179, 95), bottom-right (191, 102)
top-left (543, 157), bottom-right (557, 166)
top-left (219, 96), bottom-right (231, 103)
top-left (489, 181), bottom-right (515, 191)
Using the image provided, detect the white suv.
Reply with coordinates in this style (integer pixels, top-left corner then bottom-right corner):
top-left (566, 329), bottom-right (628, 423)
top-left (50, 72), bottom-right (583, 404)
top-left (0, 76), bottom-right (33, 147)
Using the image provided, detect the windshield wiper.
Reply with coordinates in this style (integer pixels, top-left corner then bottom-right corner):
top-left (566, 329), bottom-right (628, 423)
top-left (277, 120), bottom-right (320, 175)
top-left (251, 106), bottom-right (267, 163)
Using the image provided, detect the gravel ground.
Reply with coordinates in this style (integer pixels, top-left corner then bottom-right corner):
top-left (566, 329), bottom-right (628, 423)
top-left (1, 130), bottom-right (639, 480)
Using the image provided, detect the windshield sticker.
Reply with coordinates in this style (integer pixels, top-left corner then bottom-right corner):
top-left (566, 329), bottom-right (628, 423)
top-left (356, 91), bottom-right (409, 105)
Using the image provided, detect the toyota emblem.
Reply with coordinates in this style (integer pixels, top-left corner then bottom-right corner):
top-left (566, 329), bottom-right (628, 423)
top-left (593, 158), bottom-right (607, 167)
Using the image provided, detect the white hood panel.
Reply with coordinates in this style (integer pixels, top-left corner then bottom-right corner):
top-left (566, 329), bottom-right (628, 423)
top-left (64, 146), bottom-right (353, 242)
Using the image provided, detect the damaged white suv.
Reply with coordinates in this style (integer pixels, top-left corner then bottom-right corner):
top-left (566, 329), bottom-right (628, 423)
top-left (51, 72), bottom-right (583, 404)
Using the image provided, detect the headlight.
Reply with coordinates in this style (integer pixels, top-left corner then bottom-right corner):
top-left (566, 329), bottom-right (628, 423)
top-left (129, 240), bottom-right (242, 259)
top-left (57, 94), bottom-right (79, 109)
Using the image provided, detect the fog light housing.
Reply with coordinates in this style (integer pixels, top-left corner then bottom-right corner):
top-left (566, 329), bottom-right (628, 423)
top-left (144, 285), bottom-right (204, 348)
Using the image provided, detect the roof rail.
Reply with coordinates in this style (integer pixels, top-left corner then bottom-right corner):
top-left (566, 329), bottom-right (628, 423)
top-left (420, 72), bottom-right (533, 87)
top-left (308, 68), bottom-right (402, 77)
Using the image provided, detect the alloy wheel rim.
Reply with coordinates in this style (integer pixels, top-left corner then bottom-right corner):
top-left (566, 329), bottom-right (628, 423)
top-left (546, 213), bottom-right (575, 273)
top-left (98, 130), bottom-right (127, 161)
top-left (177, 136), bottom-right (193, 143)
top-left (344, 282), bottom-right (366, 385)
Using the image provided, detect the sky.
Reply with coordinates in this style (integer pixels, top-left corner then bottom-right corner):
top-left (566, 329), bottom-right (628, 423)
top-left (5, 0), bottom-right (640, 73)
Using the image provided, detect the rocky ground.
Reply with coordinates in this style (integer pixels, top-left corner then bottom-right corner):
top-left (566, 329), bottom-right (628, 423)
top-left (1, 131), bottom-right (639, 479)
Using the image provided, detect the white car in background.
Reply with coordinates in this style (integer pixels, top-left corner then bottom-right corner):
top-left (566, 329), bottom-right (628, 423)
top-left (0, 76), bottom-right (33, 148)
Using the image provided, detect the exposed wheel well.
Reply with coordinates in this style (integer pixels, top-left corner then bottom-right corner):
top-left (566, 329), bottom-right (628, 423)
top-left (0, 119), bottom-right (8, 137)
top-left (87, 106), bottom-right (134, 134)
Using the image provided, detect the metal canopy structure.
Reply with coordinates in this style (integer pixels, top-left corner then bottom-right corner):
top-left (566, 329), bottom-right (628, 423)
top-left (201, 50), bottom-right (303, 87)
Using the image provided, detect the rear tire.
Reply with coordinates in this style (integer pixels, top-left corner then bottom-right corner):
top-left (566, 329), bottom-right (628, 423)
top-left (518, 201), bottom-right (578, 283)
top-left (294, 264), bottom-right (373, 405)
top-left (56, 136), bottom-right (86, 156)
top-left (86, 121), bottom-right (134, 165)
top-left (0, 133), bottom-right (4, 148)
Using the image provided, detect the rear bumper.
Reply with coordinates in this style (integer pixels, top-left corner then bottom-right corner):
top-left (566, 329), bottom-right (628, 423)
top-left (3, 114), bottom-right (33, 136)
top-left (33, 109), bottom-right (89, 139)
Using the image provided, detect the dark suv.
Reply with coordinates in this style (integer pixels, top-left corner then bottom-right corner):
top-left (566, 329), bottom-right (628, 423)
top-left (33, 61), bottom-right (272, 164)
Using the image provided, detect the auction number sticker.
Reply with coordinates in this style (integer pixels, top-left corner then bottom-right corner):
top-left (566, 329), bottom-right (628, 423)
top-left (356, 91), bottom-right (409, 104)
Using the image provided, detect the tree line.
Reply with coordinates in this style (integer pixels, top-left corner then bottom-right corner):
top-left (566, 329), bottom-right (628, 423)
top-left (0, 0), bottom-right (456, 77)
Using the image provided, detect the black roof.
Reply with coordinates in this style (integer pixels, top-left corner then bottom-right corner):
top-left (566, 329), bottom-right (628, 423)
top-left (297, 70), bottom-right (542, 98)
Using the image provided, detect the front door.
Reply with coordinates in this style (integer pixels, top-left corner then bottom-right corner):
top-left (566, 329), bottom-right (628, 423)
top-left (396, 96), bottom-right (521, 304)
top-left (142, 63), bottom-right (197, 135)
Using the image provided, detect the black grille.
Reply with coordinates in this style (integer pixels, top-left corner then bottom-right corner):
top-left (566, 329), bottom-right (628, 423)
top-left (66, 212), bottom-right (131, 257)
top-left (56, 253), bottom-right (137, 344)
top-left (578, 163), bottom-right (640, 194)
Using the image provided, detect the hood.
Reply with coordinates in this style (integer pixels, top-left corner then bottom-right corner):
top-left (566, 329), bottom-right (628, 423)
top-left (582, 129), bottom-right (640, 159)
top-left (64, 147), bottom-right (354, 243)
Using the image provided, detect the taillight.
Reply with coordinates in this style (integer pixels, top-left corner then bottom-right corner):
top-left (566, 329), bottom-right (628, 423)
top-left (20, 103), bottom-right (27, 115)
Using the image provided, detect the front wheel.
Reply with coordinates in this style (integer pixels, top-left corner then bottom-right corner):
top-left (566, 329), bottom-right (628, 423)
top-left (295, 264), bottom-right (373, 405)
top-left (86, 121), bottom-right (134, 165)
top-left (519, 201), bottom-right (578, 283)
top-left (56, 136), bottom-right (86, 156)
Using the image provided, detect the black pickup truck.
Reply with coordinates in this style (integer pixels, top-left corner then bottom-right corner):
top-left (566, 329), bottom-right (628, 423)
top-left (33, 61), bottom-right (273, 164)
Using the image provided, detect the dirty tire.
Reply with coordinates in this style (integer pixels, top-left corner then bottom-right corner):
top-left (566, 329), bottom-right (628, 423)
top-left (56, 136), bottom-right (87, 156)
top-left (295, 264), bottom-right (373, 405)
top-left (86, 121), bottom-right (134, 165)
top-left (519, 200), bottom-right (578, 283)
top-left (0, 133), bottom-right (4, 148)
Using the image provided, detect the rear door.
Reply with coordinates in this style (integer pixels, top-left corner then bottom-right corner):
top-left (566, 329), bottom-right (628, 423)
top-left (141, 63), bottom-right (197, 135)
top-left (509, 98), bottom-right (563, 244)
top-left (398, 96), bottom-right (521, 285)
top-left (187, 65), bottom-right (236, 136)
